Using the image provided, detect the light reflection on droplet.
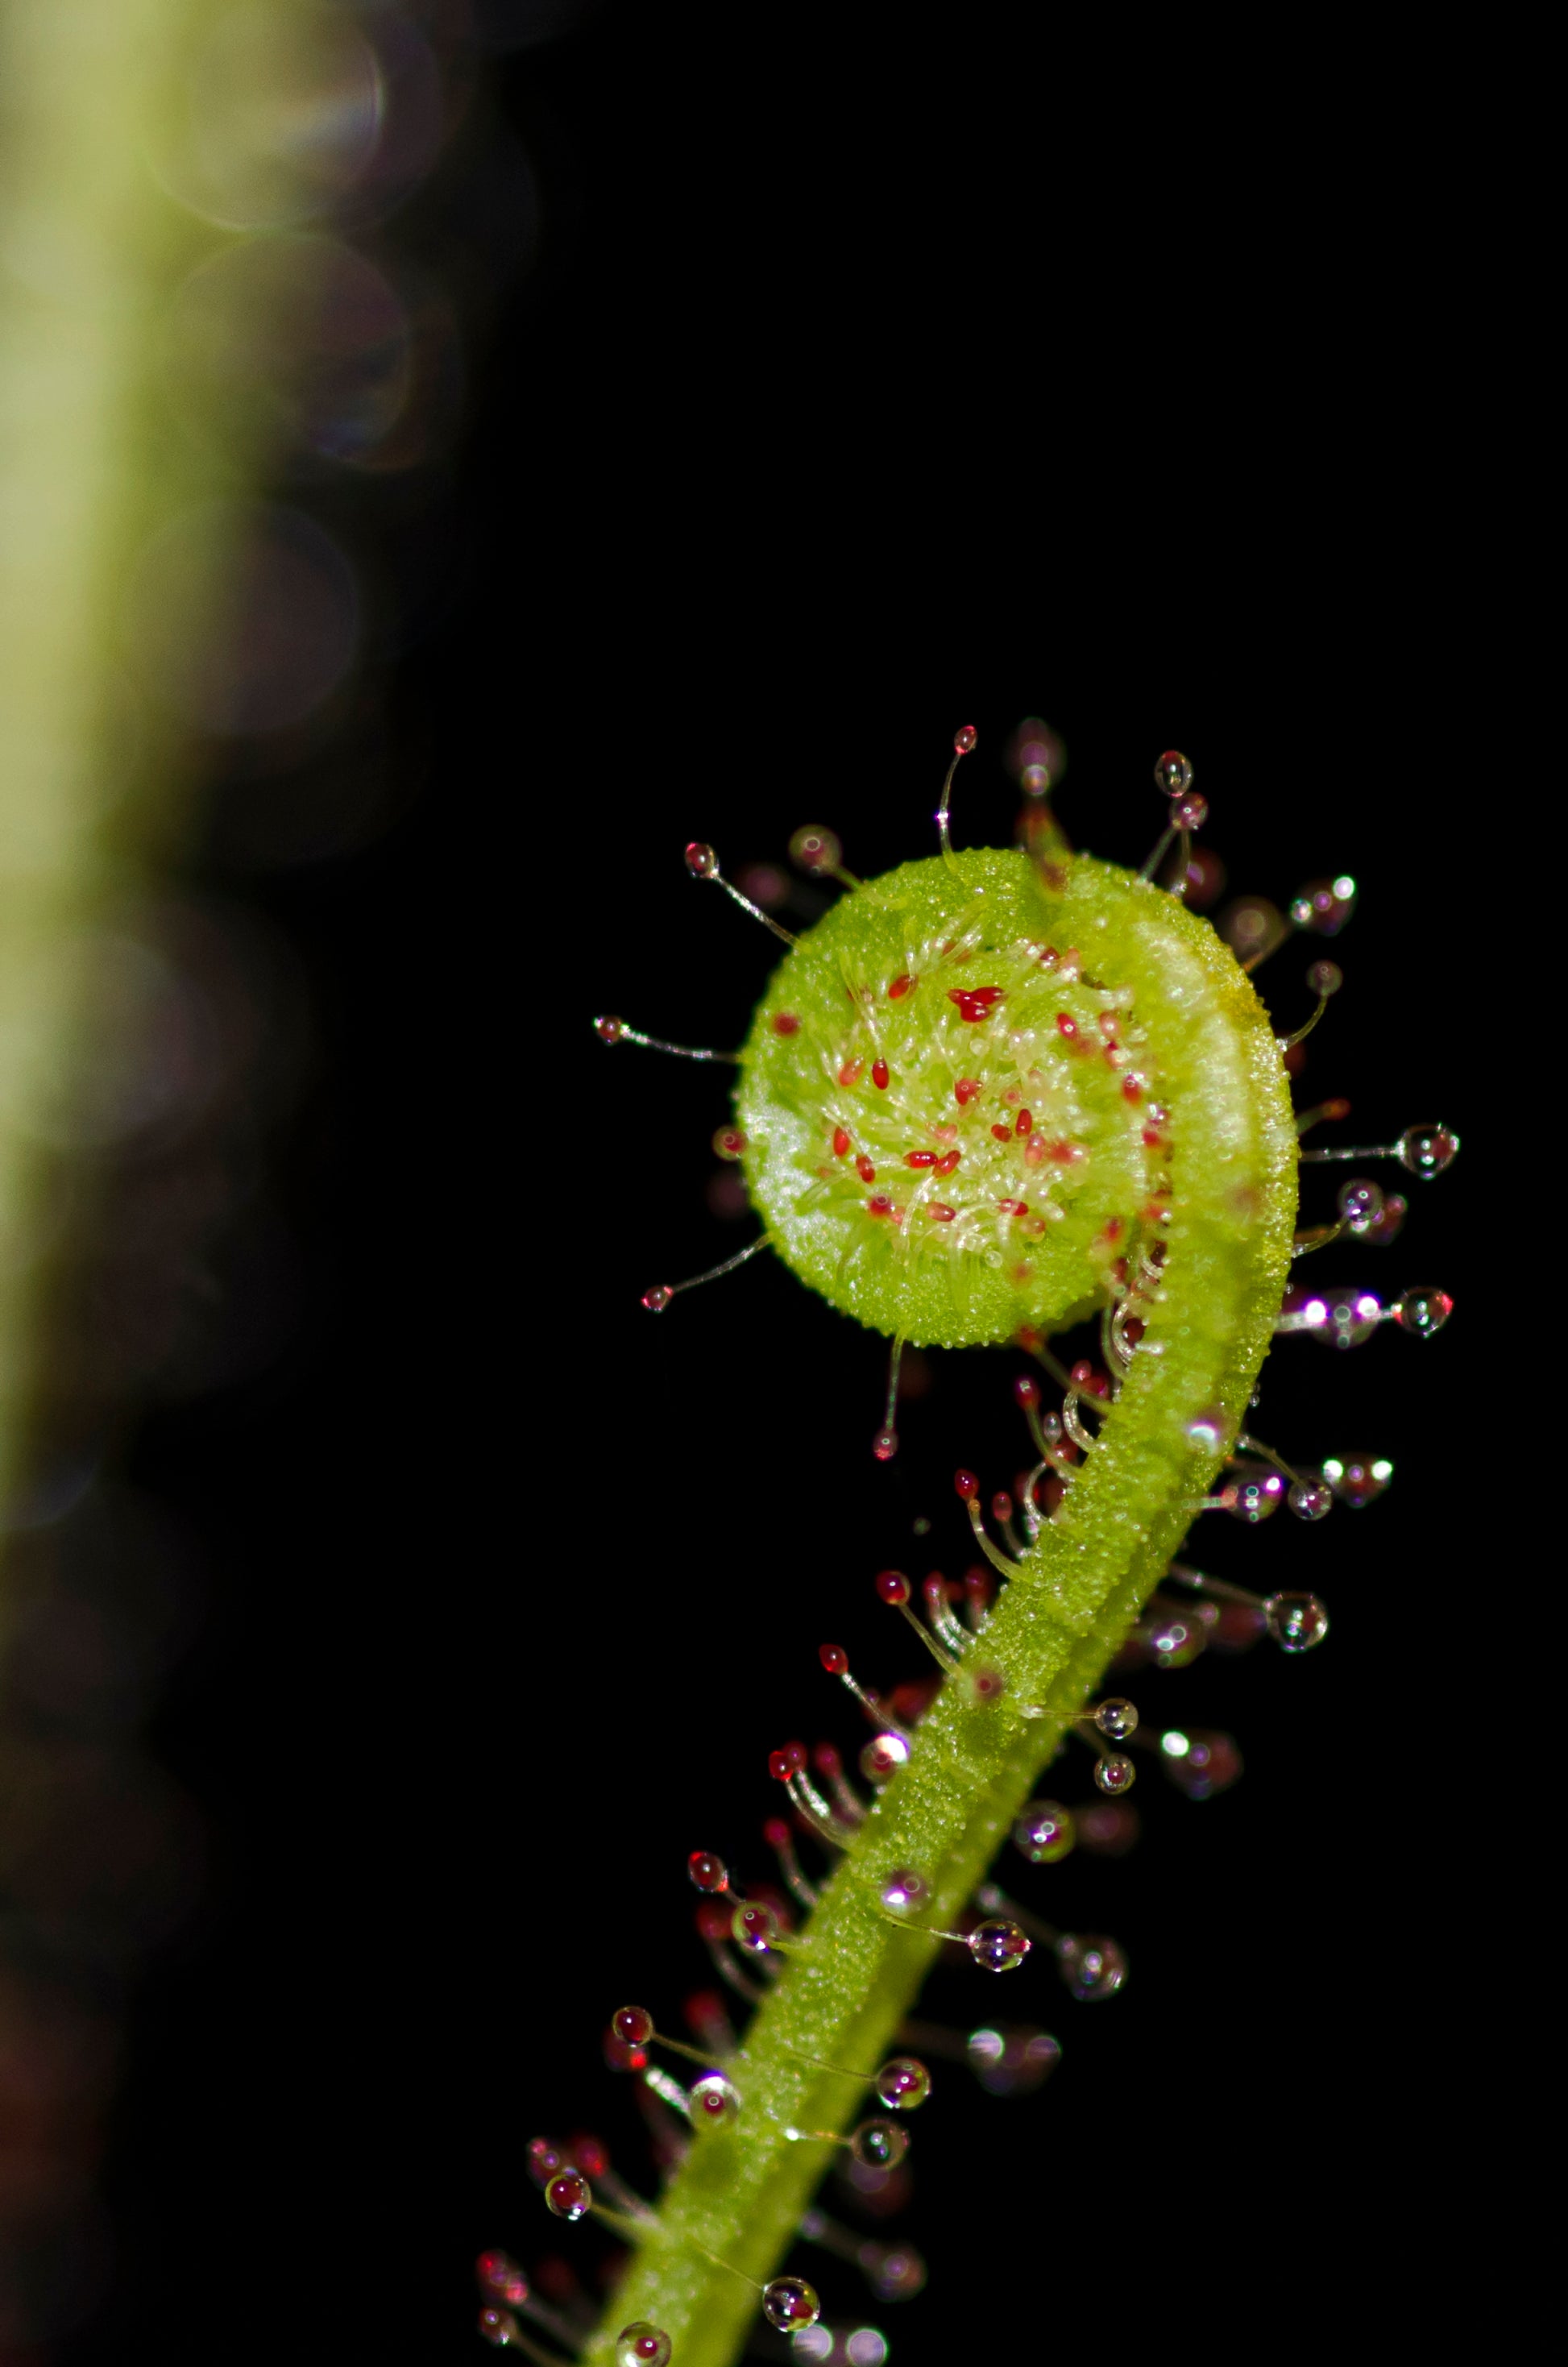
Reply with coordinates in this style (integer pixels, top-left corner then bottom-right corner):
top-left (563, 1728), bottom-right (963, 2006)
top-left (24, 934), bottom-right (221, 1153)
top-left (127, 503), bottom-right (361, 735)
top-left (151, 2), bottom-right (384, 231)
top-left (168, 235), bottom-right (413, 467)
top-left (338, 8), bottom-right (449, 227)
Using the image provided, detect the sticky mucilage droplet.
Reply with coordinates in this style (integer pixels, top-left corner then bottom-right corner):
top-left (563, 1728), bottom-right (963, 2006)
top-left (1056, 1933), bottom-right (1128, 2002)
top-left (1397, 1123), bottom-right (1459, 1178)
top-left (1013, 1800), bottom-right (1076, 1863)
top-left (1264, 1592), bottom-right (1330, 1652)
top-left (690, 2072), bottom-right (740, 2128)
top-left (617, 2328), bottom-right (674, 2367)
top-left (969, 1918), bottom-right (1031, 1972)
top-left (874, 2056), bottom-right (931, 2110)
top-left (1393, 1285), bottom-right (1454, 1339)
top-left (761, 2276), bottom-right (821, 2330)
top-left (850, 2117), bottom-right (911, 2168)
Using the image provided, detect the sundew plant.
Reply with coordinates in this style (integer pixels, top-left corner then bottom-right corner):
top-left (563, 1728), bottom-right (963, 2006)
top-left (482, 729), bottom-right (1458, 2367)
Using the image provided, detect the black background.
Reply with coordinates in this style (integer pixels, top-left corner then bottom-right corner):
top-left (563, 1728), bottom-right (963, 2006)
top-left (65, 8), bottom-right (1493, 2360)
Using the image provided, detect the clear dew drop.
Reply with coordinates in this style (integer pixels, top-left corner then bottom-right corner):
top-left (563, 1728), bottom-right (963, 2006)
top-left (1013, 1800), bottom-right (1076, 1864)
top-left (1321, 1453), bottom-right (1392, 1508)
top-left (969, 1917), bottom-right (1031, 1972)
top-left (1265, 1590), bottom-right (1330, 1651)
top-left (616, 2327), bottom-right (674, 2367)
top-left (1397, 1123), bottom-right (1459, 1178)
top-left (851, 2117), bottom-right (911, 2169)
top-left (761, 2276), bottom-right (821, 2331)
top-left (1092, 1696), bottom-right (1138, 1741)
top-left (1093, 1752), bottom-right (1136, 1796)
top-left (874, 2056), bottom-right (931, 2110)
top-left (1056, 1933), bottom-right (1128, 2002)
top-left (1336, 1177), bottom-right (1385, 1232)
top-left (1394, 1285), bottom-right (1454, 1339)
top-left (1288, 1478), bottom-right (1334, 1521)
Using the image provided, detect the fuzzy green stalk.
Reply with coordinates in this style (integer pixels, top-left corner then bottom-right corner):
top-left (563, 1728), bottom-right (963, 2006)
top-left (0, 0), bottom-right (267, 1526)
top-left (590, 852), bottom-right (1296, 2362)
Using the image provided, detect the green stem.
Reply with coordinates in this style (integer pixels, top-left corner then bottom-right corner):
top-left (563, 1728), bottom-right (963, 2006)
top-left (590, 865), bottom-right (1298, 2363)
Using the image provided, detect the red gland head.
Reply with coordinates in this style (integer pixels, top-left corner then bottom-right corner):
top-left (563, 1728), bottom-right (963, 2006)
top-left (545, 2170), bottom-right (591, 2221)
top-left (790, 824), bottom-right (843, 874)
top-left (593, 1014), bottom-right (625, 1044)
top-left (476, 2253), bottom-right (529, 2305)
top-left (612, 2005), bottom-right (653, 2049)
top-left (768, 1741), bottom-right (807, 1781)
top-left (954, 725), bottom-right (977, 754)
top-left (875, 1568), bottom-right (911, 1605)
top-left (762, 1817), bottom-right (792, 1850)
top-left (954, 1468), bottom-right (979, 1501)
top-left (687, 1850), bottom-right (728, 1894)
top-left (732, 1901), bottom-right (780, 1953)
top-left (620, 2328), bottom-right (674, 2366)
top-left (819, 1643), bottom-right (849, 1675)
top-left (685, 841), bottom-right (718, 878)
